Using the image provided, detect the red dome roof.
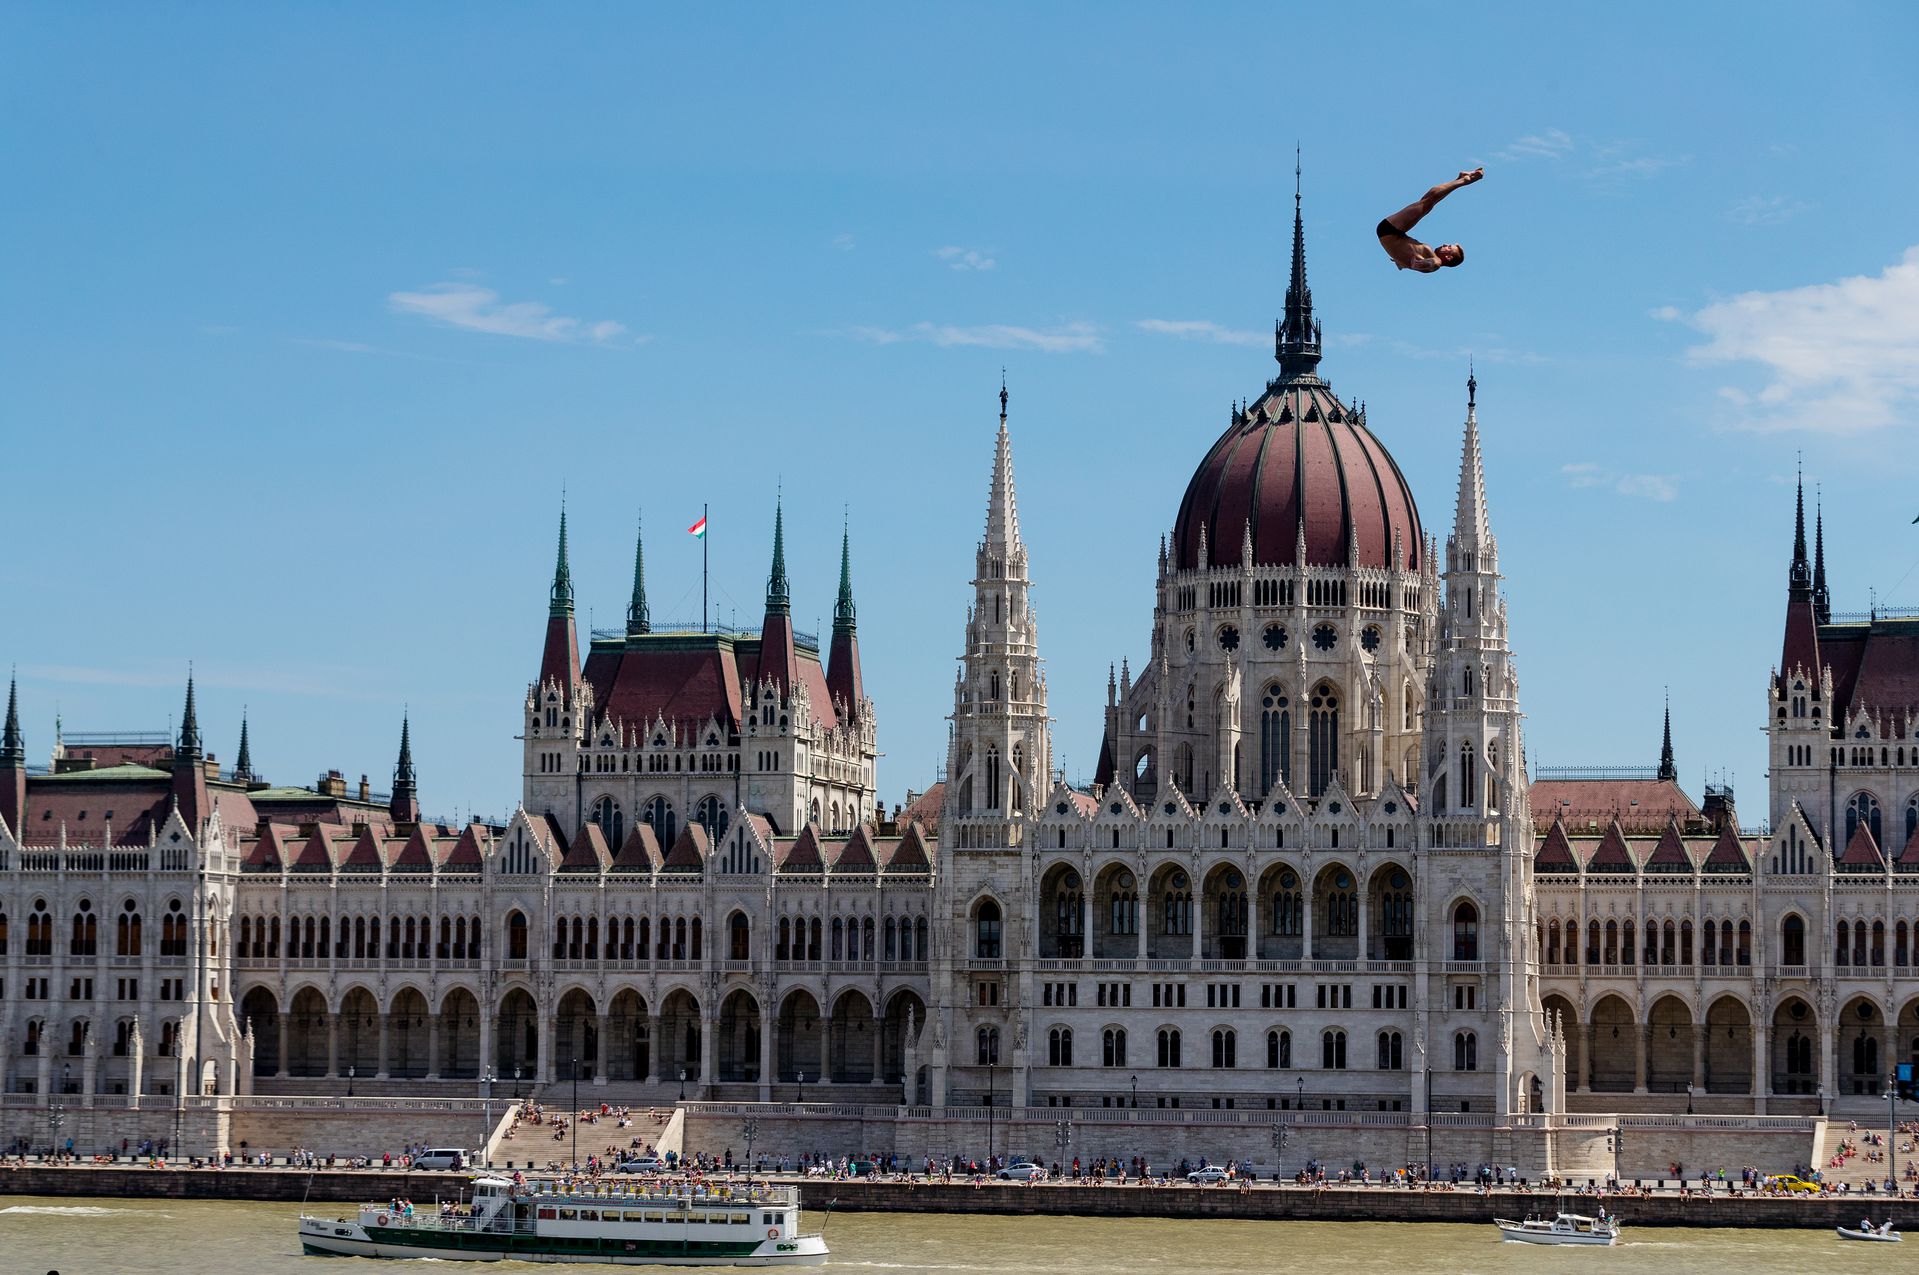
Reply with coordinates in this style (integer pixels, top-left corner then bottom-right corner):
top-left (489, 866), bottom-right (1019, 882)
top-left (1171, 378), bottom-right (1422, 573)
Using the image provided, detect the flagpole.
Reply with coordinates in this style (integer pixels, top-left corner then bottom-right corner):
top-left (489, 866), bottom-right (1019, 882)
top-left (702, 501), bottom-right (709, 634)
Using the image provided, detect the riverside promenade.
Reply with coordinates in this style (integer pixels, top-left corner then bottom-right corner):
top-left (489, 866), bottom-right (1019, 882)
top-left (2, 1165), bottom-right (1914, 1230)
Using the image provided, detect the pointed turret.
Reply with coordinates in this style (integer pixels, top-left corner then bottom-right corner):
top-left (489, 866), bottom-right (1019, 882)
top-left (1812, 495), bottom-right (1831, 625)
top-left (1657, 692), bottom-right (1677, 783)
top-left (537, 507), bottom-right (581, 693)
top-left (390, 714), bottom-right (420, 824)
top-left (1274, 149), bottom-right (1323, 381)
top-left (0, 674), bottom-right (25, 836)
top-left (984, 378), bottom-right (1024, 558)
top-left (1779, 470), bottom-right (1821, 692)
top-left (170, 672), bottom-right (209, 831)
top-left (1451, 368), bottom-right (1492, 562)
top-left (626, 513), bottom-right (651, 637)
top-left (233, 712), bottom-right (254, 784)
top-left (757, 496), bottom-right (799, 700)
top-left (827, 519), bottom-right (864, 722)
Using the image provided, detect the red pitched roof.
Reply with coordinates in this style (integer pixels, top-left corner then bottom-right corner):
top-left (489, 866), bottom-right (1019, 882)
top-left (1825, 619), bottom-right (1919, 720)
top-left (561, 822), bottom-right (611, 872)
top-left (663, 823), bottom-right (709, 871)
top-left (1585, 821), bottom-right (1637, 873)
top-left (778, 825), bottom-right (824, 871)
top-left (1644, 819), bottom-right (1694, 872)
top-left (900, 783), bottom-right (945, 832)
top-left (242, 823), bottom-right (289, 872)
top-left (341, 826), bottom-right (386, 872)
top-left (1528, 777), bottom-right (1701, 835)
top-left (1839, 821), bottom-right (1885, 869)
top-left (584, 641), bottom-right (747, 736)
top-left (1898, 820), bottom-right (1919, 869)
top-left (391, 826), bottom-right (436, 871)
top-left (441, 823), bottom-right (486, 871)
top-left (830, 824), bottom-right (876, 871)
top-left (612, 823), bottom-right (662, 871)
top-left (1703, 825), bottom-right (1753, 872)
top-left (886, 822), bottom-right (931, 871)
top-left (1535, 820), bottom-right (1579, 872)
top-left (289, 826), bottom-right (338, 872)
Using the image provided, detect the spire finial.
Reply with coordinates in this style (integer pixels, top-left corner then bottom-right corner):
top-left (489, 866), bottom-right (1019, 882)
top-left (233, 709), bottom-right (253, 783)
top-left (1276, 148), bottom-right (1322, 379)
top-left (1467, 358), bottom-right (1477, 409)
top-left (1658, 688), bottom-right (1676, 782)
top-left (549, 503), bottom-right (575, 617)
top-left (626, 511), bottom-right (651, 636)
top-left (177, 666), bottom-right (202, 759)
top-left (834, 513), bottom-right (857, 628)
top-left (1, 670), bottom-right (23, 768)
top-left (1789, 455), bottom-right (1811, 594)
top-left (999, 369), bottom-right (1008, 423)
top-left (395, 712), bottom-right (416, 790)
top-left (766, 494), bottom-right (791, 615)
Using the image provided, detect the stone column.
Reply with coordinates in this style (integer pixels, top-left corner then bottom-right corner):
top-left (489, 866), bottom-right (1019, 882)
top-left (1135, 905), bottom-right (1147, 963)
top-left (1885, 1024), bottom-right (1898, 1096)
top-left (1303, 896), bottom-right (1314, 961)
top-left (1578, 1023), bottom-right (1593, 1092)
top-left (1357, 891), bottom-right (1370, 963)
top-left (536, 1009), bottom-right (555, 1085)
top-left (426, 1010), bottom-right (441, 1081)
top-left (276, 1013), bottom-right (290, 1079)
top-left (478, 1006), bottom-right (495, 1082)
top-left (325, 1013), bottom-right (339, 1078)
top-left (376, 1012), bottom-right (391, 1080)
top-left (1079, 892), bottom-right (1090, 961)
top-left (698, 1010), bottom-right (715, 1091)
top-left (870, 1017), bottom-right (884, 1085)
top-left (1633, 1023), bottom-right (1649, 1094)
top-left (757, 1011), bottom-right (774, 1102)
top-left (1190, 907), bottom-right (1202, 962)
top-left (128, 1027), bottom-right (145, 1110)
top-left (594, 1014), bottom-right (609, 1085)
top-left (1753, 1020), bottom-right (1770, 1115)
top-left (1691, 1025), bottom-right (1707, 1094)
top-left (643, 1013), bottom-right (661, 1084)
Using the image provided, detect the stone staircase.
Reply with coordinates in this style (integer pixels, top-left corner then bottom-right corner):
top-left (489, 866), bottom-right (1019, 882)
top-left (1813, 1116), bottom-right (1909, 1190)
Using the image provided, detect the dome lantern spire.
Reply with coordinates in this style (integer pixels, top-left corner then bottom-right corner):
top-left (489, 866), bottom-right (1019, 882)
top-left (1276, 146), bottom-right (1323, 380)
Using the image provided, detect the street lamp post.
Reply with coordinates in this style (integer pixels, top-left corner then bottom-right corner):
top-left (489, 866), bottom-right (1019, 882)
top-left (347, 1064), bottom-right (356, 1098)
top-left (514, 1064), bottom-right (522, 1100)
top-left (1129, 1074), bottom-right (1137, 1109)
top-left (795, 1070), bottom-right (804, 1105)
top-left (481, 1067), bottom-right (496, 1169)
top-left (1685, 1082), bottom-right (1694, 1116)
top-left (1054, 1117), bottom-right (1072, 1172)
top-left (678, 1067), bottom-right (687, 1103)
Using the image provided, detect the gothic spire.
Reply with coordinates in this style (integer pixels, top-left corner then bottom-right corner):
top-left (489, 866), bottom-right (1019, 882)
top-left (1451, 370), bottom-right (1491, 555)
top-left (0, 673), bottom-right (22, 768)
top-left (233, 711), bottom-right (253, 783)
top-left (765, 496), bottom-right (791, 616)
top-left (177, 670), bottom-right (202, 760)
top-left (1813, 490), bottom-right (1831, 624)
top-left (984, 377), bottom-right (1024, 556)
top-left (1788, 463), bottom-right (1811, 596)
top-left (833, 518), bottom-right (857, 630)
top-left (390, 713), bottom-right (420, 823)
top-left (1275, 146), bottom-right (1323, 380)
top-left (1657, 690), bottom-right (1676, 782)
top-left (626, 513), bottom-right (651, 636)
top-left (549, 505), bottom-right (575, 618)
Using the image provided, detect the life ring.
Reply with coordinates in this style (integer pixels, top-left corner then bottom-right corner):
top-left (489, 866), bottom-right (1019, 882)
top-left (377, 1213), bottom-right (390, 1227)
top-left (767, 1227), bottom-right (780, 1239)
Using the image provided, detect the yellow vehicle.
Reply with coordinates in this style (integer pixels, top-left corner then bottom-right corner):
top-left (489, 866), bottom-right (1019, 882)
top-left (1764, 1174), bottom-right (1821, 1194)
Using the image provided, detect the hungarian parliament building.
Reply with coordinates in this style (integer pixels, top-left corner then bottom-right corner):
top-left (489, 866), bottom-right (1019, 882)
top-left (2, 201), bottom-right (1916, 1130)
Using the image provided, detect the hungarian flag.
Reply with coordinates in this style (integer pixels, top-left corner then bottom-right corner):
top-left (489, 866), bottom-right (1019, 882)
top-left (688, 515), bottom-right (707, 539)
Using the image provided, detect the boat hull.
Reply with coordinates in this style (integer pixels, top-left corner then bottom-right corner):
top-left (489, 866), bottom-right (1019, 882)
top-left (1493, 1221), bottom-right (1617, 1246)
top-left (298, 1217), bottom-right (831, 1266)
top-left (1836, 1228), bottom-right (1901, 1243)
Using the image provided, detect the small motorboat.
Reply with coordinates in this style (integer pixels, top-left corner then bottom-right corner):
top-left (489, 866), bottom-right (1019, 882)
top-left (1493, 1213), bottom-right (1620, 1246)
top-left (1837, 1223), bottom-right (1901, 1243)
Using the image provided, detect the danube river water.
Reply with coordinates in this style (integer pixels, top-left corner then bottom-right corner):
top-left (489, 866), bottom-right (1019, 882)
top-left (0, 1196), bottom-right (1898, 1275)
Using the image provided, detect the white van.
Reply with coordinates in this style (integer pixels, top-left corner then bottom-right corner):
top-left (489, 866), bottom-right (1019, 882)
top-left (414, 1148), bottom-right (468, 1171)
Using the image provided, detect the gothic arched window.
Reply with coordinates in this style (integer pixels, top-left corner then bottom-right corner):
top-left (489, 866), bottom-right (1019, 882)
top-left (1307, 684), bottom-right (1339, 796)
top-left (1845, 791), bottom-right (1882, 846)
top-left (642, 796), bottom-right (677, 847)
top-left (591, 795), bottom-right (624, 849)
top-left (1259, 685), bottom-right (1291, 796)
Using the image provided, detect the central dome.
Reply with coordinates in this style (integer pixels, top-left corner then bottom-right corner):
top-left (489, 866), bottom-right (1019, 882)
top-left (1170, 182), bottom-right (1421, 575)
top-left (1171, 378), bottom-right (1422, 572)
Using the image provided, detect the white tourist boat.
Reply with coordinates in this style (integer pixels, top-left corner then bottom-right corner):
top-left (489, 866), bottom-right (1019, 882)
top-left (1492, 1212), bottom-right (1620, 1245)
top-left (298, 1174), bottom-right (829, 1265)
top-left (1836, 1223), bottom-right (1901, 1242)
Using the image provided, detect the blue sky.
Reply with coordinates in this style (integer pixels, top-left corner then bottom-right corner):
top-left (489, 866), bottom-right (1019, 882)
top-left (4, 4), bottom-right (1917, 825)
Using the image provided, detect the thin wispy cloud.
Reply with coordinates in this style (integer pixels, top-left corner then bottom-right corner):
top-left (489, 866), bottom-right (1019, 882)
top-left (1661, 246), bottom-right (1919, 432)
top-left (1727, 195), bottom-right (1809, 226)
top-left (388, 281), bottom-right (634, 344)
top-left (1487, 129), bottom-right (1684, 186)
top-left (833, 233), bottom-right (857, 252)
top-left (1561, 462), bottom-right (1678, 502)
top-left (1135, 319), bottom-right (1263, 347)
top-left (934, 246), bottom-right (997, 272)
top-left (1493, 127), bottom-right (1574, 162)
top-left (848, 321), bottom-right (1102, 354)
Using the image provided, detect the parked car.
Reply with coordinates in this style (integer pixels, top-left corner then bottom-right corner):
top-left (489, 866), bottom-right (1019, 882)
top-left (413, 1148), bottom-right (468, 1171)
top-left (1186, 1166), bottom-right (1232, 1184)
top-left (995, 1161), bottom-right (1048, 1181)
top-left (1764, 1174), bottom-right (1820, 1194)
top-left (616, 1154), bottom-right (664, 1173)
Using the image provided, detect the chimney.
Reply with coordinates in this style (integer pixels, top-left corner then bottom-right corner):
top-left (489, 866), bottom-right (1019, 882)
top-left (358, 774), bottom-right (370, 802)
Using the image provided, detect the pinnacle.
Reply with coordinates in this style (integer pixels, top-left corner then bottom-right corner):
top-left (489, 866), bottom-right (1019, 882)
top-left (1451, 376), bottom-right (1491, 553)
top-left (766, 497), bottom-right (791, 615)
top-left (627, 513), bottom-right (650, 636)
top-left (983, 383), bottom-right (1024, 556)
top-left (1, 672), bottom-right (22, 767)
top-left (550, 506), bottom-right (575, 617)
top-left (834, 520), bottom-right (857, 628)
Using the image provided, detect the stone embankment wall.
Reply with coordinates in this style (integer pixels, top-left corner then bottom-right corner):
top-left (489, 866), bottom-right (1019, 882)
top-left (0, 1167), bottom-right (1912, 1230)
